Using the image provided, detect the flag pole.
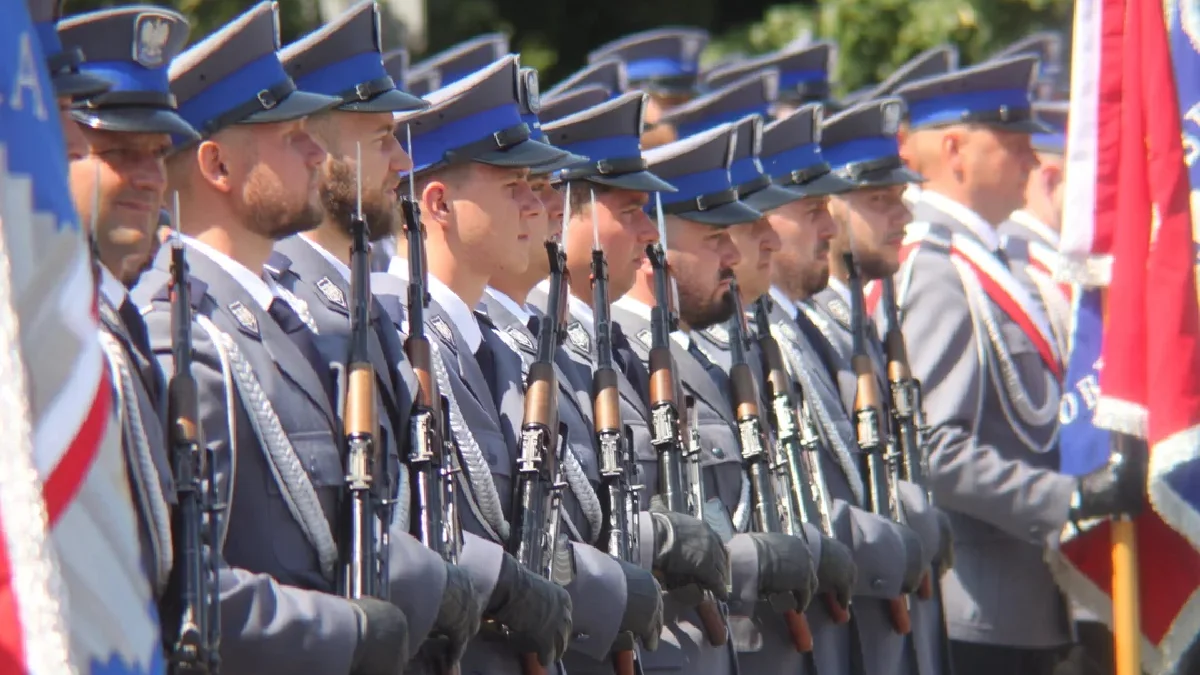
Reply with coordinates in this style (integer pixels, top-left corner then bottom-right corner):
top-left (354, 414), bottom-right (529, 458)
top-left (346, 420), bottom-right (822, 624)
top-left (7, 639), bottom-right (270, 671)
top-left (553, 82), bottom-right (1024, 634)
top-left (1110, 432), bottom-right (1144, 675)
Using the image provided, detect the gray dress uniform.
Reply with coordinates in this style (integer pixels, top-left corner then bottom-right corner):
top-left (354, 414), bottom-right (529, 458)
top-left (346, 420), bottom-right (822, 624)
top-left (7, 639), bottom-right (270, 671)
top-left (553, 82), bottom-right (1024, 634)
top-left (55, 4), bottom-right (199, 603)
top-left (891, 58), bottom-right (1076, 652)
top-left (373, 52), bottom-right (576, 675)
top-left (480, 290), bottom-right (640, 673)
top-left (267, 237), bottom-right (451, 653)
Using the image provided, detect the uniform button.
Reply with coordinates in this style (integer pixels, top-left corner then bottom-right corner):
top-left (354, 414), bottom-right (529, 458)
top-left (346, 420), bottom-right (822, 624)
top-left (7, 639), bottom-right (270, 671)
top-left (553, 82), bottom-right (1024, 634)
top-left (870, 577), bottom-right (886, 591)
top-left (574, 632), bottom-right (590, 642)
top-left (711, 446), bottom-right (725, 459)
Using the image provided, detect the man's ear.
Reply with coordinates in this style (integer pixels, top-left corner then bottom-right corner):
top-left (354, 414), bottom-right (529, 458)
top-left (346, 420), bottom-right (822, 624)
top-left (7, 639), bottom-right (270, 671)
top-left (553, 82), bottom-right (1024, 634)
top-left (1041, 161), bottom-right (1064, 195)
top-left (942, 129), bottom-right (965, 175)
top-left (195, 139), bottom-right (233, 194)
top-left (420, 177), bottom-right (452, 230)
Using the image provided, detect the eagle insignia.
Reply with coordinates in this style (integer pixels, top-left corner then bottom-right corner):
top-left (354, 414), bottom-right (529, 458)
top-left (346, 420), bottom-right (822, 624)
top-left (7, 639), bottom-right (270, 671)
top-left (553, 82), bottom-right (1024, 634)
top-left (133, 13), bottom-right (173, 68)
top-left (229, 301), bottom-right (258, 336)
top-left (316, 276), bottom-right (347, 309)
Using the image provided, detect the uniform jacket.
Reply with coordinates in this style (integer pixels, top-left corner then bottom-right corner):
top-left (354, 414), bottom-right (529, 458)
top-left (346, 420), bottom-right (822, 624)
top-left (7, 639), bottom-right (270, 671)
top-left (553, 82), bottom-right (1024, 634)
top-left (998, 211), bottom-right (1072, 361)
top-left (891, 194), bottom-right (1075, 648)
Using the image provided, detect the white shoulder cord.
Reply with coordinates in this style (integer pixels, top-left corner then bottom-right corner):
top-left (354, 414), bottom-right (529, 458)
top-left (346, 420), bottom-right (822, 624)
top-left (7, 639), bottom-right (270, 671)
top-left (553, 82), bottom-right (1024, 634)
top-left (195, 315), bottom-right (338, 580)
top-left (99, 329), bottom-right (173, 596)
top-left (771, 322), bottom-right (866, 505)
top-left (428, 337), bottom-right (510, 543)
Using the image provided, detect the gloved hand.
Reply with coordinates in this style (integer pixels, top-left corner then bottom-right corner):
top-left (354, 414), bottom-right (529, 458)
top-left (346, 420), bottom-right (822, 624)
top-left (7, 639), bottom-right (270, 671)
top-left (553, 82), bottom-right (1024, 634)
top-left (431, 562), bottom-right (483, 664)
top-left (815, 535), bottom-right (856, 610)
top-left (349, 597), bottom-right (410, 675)
top-left (895, 524), bottom-right (925, 595)
top-left (616, 558), bottom-right (664, 651)
top-left (1072, 446), bottom-right (1147, 521)
top-left (487, 553), bottom-right (573, 667)
top-left (744, 532), bottom-right (818, 611)
top-left (647, 502), bottom-right (730, 600)
top-left (935, 509), bottom-right (954, 571)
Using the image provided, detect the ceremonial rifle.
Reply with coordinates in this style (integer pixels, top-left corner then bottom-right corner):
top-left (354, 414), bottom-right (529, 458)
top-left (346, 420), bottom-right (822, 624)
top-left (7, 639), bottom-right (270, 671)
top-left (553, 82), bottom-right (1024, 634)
top-left (587, 188), bottom-right (643, 675)
top-left (400, 130), bottom-right (463, 675)
top-left (844, 253), bottom-right (911, 635)
top-left (724, 278), bottom-right (813, 653)
top-left (752, 297), bottom-right (850, 626)
top-left (339, 143), bottom-right (385, 599)
top-left (166, 192), bottom-right (222, 674)
top-left (509, 232), bottom-right (571, 675)
top-left (645, 195), bottom-right (728, 646)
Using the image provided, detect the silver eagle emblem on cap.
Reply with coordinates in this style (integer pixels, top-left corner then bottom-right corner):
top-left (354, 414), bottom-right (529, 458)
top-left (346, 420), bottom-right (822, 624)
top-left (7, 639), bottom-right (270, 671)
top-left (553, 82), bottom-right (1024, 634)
top-left (522, 68), bottom-right (541, 114)
top-left (882, 102), bottom-right (902, 135)
top-left (133, 13), bottom-right (173, 68)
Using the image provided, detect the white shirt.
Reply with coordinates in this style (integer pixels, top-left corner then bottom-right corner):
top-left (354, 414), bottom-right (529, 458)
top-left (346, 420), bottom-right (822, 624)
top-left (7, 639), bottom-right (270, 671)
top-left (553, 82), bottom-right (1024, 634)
top-left (769, 285), bottom-right (800, 319)
top-left (386, 256), bottom-right (483, 352)
top-left (1008, 209), bottom-right (1060, 248)
top-left (485, 286), bottom-right (532, 326)
top-left (825, 276), bottom-right (851, 308)
top-left (614, 295), bottom-right (690, 350)
top-left (917, 189), bottom-right (1003, 252)
top-left (184, 235), bottom-right (277, 310)
top-left (300, 234), bottom-right (352, 283)
top-left (99, 266), bottom-right (127, 309)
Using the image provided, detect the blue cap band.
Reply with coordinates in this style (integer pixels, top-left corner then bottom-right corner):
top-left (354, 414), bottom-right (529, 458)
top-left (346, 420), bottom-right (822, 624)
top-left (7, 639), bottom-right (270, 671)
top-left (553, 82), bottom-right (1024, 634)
top-left (657, 166), bottom-right (730, 207)
top-left (177, 51), bottom-right (290, 131)
top-left (293, 50), bottom-right (388, 98)
top-left (822, 136), bottom-right (900, 171)
top-left (35, 20), bottom-right (64, 58)
top-left (557, 134), bottom-right (640, 164)
top-left (521, 112), bottom-right (546, 141)
top-left (675, 105), bottom-right (767, 139)
top-left (762, 142), bottom-right (823, 181)
top-left (626, 57), bottom-right (692, 81)
top-left (730, 155), bottom-right (765, 185)
top-left (907, 88), bottom-right (1030, 129)
top-left (410, 101), bottom-right (522, 172)
top-left (779, 68), bottom-right (826, 90)
top-left (79, 60), bottom-right (169, 94)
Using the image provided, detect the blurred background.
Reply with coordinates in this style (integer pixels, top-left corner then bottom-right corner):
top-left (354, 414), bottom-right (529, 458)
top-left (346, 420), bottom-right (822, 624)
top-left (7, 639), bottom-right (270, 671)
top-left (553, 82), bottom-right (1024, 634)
top-left (65, 0), bottom-right (1072, 96)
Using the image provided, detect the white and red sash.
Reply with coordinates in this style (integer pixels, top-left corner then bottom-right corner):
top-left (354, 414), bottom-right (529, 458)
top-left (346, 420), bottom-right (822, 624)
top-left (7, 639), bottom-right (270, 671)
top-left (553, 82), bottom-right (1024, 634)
top-left (869, 223), bottom-right (1064, 379)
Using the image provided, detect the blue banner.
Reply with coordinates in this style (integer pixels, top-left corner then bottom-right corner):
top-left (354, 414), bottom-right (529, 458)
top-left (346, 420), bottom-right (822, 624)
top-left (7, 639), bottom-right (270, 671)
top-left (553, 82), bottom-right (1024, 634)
top-left (1058, 288), bottom-right (1110, 475)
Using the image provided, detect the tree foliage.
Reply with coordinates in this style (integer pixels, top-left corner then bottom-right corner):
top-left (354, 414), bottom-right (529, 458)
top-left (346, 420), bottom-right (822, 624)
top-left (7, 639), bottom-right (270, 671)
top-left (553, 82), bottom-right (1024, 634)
top-left (62, 0), bottom-right (1070, 92)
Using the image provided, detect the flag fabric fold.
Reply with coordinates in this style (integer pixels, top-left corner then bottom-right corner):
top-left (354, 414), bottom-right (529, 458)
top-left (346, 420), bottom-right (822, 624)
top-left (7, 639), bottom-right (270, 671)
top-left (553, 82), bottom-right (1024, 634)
top-left (1051, 1), bottom-right (1200, 672)
top-left (0, 3), bottom-right (165, 674)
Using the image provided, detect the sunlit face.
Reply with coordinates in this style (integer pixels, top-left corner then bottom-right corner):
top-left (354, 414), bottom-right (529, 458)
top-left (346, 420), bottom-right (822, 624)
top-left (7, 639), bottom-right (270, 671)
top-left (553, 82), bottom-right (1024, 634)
top-left (564, 186), bottom-right (657, 299)
top-left (951, 126), bottom-right (1039, 225)
top-left (769, 196), bottom-right (836, 300)
top-left (829, 185), bottom-right (912, 280)
top-left (58, 97), bottom-right (87, 162)
top-left (69, 128), bottom-right (171, 285)
top-left (728, 215), bottom-right (782, 301)
top-left (433, 163), bottom-right (541, 277)
top-left (667, 215), bottom-right (741, 330)
top-left (222, 119), bottom-right (328, 241)
top-left (521, 173), bottom-right (558, 282)
top-left (317, 111), bottom-right (410, 241)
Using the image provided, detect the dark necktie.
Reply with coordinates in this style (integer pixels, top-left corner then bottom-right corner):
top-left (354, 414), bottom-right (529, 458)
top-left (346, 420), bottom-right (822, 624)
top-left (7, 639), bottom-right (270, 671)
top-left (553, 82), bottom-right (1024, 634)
top-left (687, 336), bottom-right (730, 394)
top-left (117, 298), bottom-right (161, 402)
top-left (268, 297), bottom-right (334, 404)
top-left (793, 308), bottom-right (841, 389)
top-left (994, 246), bottom-right (1011, 268)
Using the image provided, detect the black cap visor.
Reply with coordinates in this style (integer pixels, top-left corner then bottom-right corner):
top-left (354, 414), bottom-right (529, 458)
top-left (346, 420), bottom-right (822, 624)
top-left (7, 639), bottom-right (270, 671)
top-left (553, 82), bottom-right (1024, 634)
top-left (848, 164), bottom-right (924, 188)
top-left (72, 107), bottom-right (200, 143)
top-left (339, 86), bottom-right (429, 114)
top-left (673, 198), bottom-right (762, 227)
top-left (54, 70), bottom-right (112, 100)
top-left (779, 168), bottom-right (856, 198)
top-left (530, 149), bottom-right (590, 176)
top-left (588, 169), bottom-right (677, 193)
top-left (741, 182), bottom-right (803, 213)
top-left (243, 89), bottom-right (343, 125)
top-left (475, 137), bottom-right (574, 170)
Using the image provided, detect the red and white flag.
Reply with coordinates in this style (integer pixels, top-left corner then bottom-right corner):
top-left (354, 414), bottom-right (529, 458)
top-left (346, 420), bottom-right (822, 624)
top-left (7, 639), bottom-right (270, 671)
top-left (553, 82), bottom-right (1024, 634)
top-left (1050, 0), bottom-right (1200, 672)
top-left (0, 4), bottom-right (165, 674)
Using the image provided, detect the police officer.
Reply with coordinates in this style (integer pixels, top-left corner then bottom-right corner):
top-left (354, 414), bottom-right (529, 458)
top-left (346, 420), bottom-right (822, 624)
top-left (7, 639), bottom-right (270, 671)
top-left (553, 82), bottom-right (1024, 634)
top-left (405, 33), bottom-right (509, 98)
top-left (28, 0), bottom-right (110, 157)
top-left (759, 102), bottom-right (930, 675)
top-left (130, 4), bottom-right (413, 674)
top-left (539, 89), bottom-right (739, 675)
top-left (372, 54), bottom-right (576, 674)
top-left (889, 57), bottom-right (1142, 675)
top-left (56, 2), bottom-right (197, 626)
top-left (609, 117), bottom-right (824, 675)
top-left (804, 98), bottom-right (954, 675)
top-left (588, 28), bottom-right (708, 148)
top-left (478, 67), bottom-right (667, 675)
top-left (268, 5), bottom-right (490, 672)
top-left (999, 100), bottom-right (1072, 358)
top-left (700, 41), bottom-right (836, 118)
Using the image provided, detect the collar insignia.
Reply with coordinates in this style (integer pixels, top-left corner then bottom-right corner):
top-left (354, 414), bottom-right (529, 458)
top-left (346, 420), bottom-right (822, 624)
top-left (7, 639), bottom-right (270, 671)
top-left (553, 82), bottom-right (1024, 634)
top-left (636, 328), bottom-right (653, 350)
top-left (430, 315), bottom-right (455, 345)
top-left (566, 321), bottom-right (591, 355)
top-left (505, 325), bottom-right (535, 352)
top-left (702, 323), bottom-right (729, 348)
top-left (316, 276), bottom-right (347, 309)
top-left (828, 297), bottom-right (851, 328)
top-left (229, 301), bottom-right (258, 336)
